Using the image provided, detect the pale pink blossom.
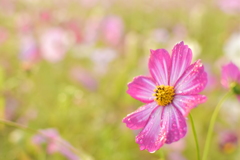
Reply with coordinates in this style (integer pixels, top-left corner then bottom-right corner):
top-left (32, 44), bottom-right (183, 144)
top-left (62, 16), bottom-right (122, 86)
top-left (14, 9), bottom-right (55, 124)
top-left (19, 34), bottom-right (40, 69)
top-left (83, 17), bottom-right (102, 44)
top-left (91, 48), bottom-right (118, 75)
top-left (39, 10), bottom-right (52, 22)
top-left (16, 13), bottom-right (34, 33)
top-left (40, 28), bottom-right (69, 63)
top-left (70, 67), bottom-right (98, 91)
top-left (217, 0), bottom-right (240, 14)
top-left (32, 128), bottom-right (80, 160)
top-left (0, 0), bottom-right (15, 15)
top-left (66, 21), bottom-right (83, 44)
top-left (123, 41), bottom-right (207, 152)
top-left (221, 62), bottom-right (240, 101)
top-left (0, 27), bottom-right (8, 44)
top-left (101, 16), bottom-right (124, 46)
top-left (167, 152), bottom-right (187, 160)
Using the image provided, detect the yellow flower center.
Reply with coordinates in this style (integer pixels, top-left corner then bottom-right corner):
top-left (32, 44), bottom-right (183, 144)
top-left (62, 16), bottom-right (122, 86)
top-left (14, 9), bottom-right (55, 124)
top-left (153, 85), bottom-right (175, 106)
top-left (223, 142), bottom-right (236, 154)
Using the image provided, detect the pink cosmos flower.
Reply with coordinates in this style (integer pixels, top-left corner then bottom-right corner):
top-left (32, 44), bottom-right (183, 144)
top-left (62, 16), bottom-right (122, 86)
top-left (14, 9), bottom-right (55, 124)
top-left (123, 41), bottom-right (207, 152)
top-left (221, 62), bottom-right (240, 101)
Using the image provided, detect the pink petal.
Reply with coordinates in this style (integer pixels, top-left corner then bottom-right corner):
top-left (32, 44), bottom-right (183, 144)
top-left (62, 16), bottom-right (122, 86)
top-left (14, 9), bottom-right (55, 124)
top-left (136, 105), bottom-right (187, 152)
top-left (174, 60), bottom-right (208, 95)
top-left (172, 94), bottom-right (207, 117)
top-left (127, 76), bottom-right (156, 103)
top-left (163, 105), bottom-right (187, 144)
top-left (237, 95), bottom-right (240, 102)
top-left (148, 49), bottom-right (171, 86)
top-left (122, 102), bottom-right (158, 130)
top-left (170, 41), bottom-right (192, 86)
top-left (221, 62), bottom-right (240, 88)
top-left (135, 107), bottom-right (166, 152)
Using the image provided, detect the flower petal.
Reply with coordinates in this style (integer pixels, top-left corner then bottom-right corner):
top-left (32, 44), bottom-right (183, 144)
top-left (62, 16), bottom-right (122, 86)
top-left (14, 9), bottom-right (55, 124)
top-left (148, 49), bottom-right (171, 86)
top-left (135, 106), bottom-right (166, 152)
top-left (135, 105), bottom-right (187, 152)
top-left (127, 76), bottom-right (156, 103)
top-left (170, 41), bottom-right (192, 86)
top-left (221, 62), bottom-right (240, 88)
top-left (174, 60), bottom-right (208, 95)
top-left (172, 94), bottom-right (207, 117)
top-left (122, 102), bottom-right (158, 130)
top-left (163, 105), bottom-right (187, 144)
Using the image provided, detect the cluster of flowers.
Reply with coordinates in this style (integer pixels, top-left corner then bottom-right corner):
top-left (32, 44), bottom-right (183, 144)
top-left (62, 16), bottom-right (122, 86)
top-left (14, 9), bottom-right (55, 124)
top-left (123, 41), bottom-right (240, 153)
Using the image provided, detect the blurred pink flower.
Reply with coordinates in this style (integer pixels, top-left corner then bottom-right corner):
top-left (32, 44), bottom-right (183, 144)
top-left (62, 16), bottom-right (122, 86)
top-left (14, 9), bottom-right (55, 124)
top-left (167, 152), bottom-right (187, 160)
top-left (39, 10), bottom-right (52, 22)
top-left (0, 0), bottom-right (15, 15)
top-left (123, 41), bottom-right (207, 152)
top-left (70, 67), bottom-right (98, 91)
top-left (217, 0), bottom-right (240, 14)
top-left (91, 48), bottom-right (117, 75)
top-left (16, 13), bottom-right (34, 33)
top-left (204, 64), bottom-right (218, 91)
top-left (151, 28), bottom-right (169, 43)
top-left (40, 28), bottom-right (69, 63)
top-left (4, 95), bottom-right (19, 121)
top-left (83, 17), bottom-right (101, 44)
top-left (66, 21), bottom-right (83, 44)
top-left (218, 131), bottom-right (238, 154)
top-left (19, 34), bottom-right (40, 69)
top-left (101, 16), bottom-right (124, 46)
top-left (221, 62), bottom-right (240, 101)
top-left (32, 128), bottom-right (80, 160)
top-left (0, 27), bottom-right (8, 44)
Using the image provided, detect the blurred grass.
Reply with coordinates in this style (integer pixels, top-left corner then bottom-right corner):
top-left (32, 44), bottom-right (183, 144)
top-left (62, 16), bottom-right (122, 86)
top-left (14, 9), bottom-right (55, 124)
top-left (0, 0), bottom-right (240, 160)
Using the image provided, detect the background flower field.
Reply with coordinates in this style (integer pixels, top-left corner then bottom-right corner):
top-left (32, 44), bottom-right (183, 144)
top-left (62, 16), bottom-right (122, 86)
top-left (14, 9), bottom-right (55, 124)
top-left (0, 0), bottom-right (240, 159)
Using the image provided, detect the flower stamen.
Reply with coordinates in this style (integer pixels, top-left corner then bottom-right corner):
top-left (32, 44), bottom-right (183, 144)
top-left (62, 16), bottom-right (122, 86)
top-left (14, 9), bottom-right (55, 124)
top-left (153, 85), bottom-right (175, 106)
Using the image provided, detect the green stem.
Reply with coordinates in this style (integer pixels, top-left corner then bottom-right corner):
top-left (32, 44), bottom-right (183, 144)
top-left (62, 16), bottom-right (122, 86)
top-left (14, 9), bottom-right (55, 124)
top-left (202, 91), bottom-right (232, 160)
top-left (0, 118), bottom-right (36, 133)
top-left (189, 113), bottom-right (200, 160)
top-left (159, 149), bottom-right (165, 160)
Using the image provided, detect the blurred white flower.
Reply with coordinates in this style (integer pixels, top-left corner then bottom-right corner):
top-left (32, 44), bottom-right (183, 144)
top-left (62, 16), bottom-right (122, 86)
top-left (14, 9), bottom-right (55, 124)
top-left (184, 39), bottom-right (201, 60)
top-left (40, 28), bottom-right (70, 63)
top-left (222, 98), bottom-right (240, 124)
top-left (151, 28), bottom-right (169, 43)
top-left (91, 48), bottom-right (117, 74)
top-left (224, 32), bottom-right (240, 67)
